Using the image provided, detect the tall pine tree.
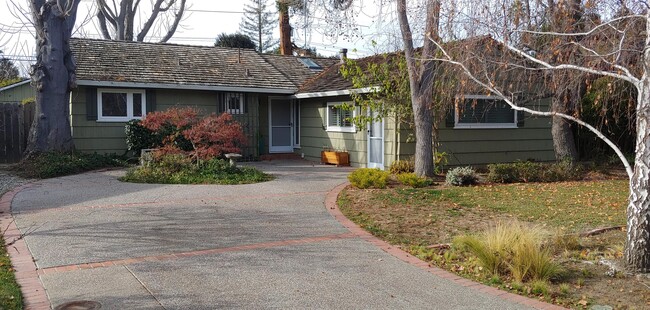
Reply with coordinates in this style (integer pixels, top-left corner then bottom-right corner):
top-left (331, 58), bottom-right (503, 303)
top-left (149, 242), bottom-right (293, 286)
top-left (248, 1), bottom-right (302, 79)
top-left (239, 0), bottom-right (278, 53)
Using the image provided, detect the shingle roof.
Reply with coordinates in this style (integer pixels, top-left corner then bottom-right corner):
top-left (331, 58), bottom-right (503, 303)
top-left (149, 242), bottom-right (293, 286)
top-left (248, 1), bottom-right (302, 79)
top-left (298, 53), bottom-right (399, 94)
top-left (71, 38), bottom-right (300, 91)
top-left (260, 54), bottom-right (339, 88)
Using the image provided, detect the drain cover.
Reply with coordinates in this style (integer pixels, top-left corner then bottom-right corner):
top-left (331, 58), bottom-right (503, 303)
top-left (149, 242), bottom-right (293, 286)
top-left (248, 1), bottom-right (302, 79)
top-left (54, 300), bottom-right (102, 310)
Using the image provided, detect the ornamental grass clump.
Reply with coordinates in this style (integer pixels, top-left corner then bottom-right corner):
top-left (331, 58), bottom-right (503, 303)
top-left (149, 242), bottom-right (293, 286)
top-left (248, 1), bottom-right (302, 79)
top-left (453, 221), bottom-right (562, 283)
top-left (348, 168), bottom-right (390, 189)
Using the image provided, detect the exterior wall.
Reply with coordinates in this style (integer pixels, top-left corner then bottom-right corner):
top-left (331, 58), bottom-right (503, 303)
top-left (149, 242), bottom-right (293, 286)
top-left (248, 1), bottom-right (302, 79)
top-left (70, 86), bottom-right (262, 157)
top-left (297, 96), bottom-right (397, 168)
top-left (397, 98), bottom-right (555, 167)
top-left (0, 83), bottom-right (34, 103)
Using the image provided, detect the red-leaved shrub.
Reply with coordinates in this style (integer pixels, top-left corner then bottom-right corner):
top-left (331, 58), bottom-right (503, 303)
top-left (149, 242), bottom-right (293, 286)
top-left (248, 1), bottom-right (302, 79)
top-left (141, 107), bottom-right (199, 131)
top-left (183, 113), bottom-right (247, 160)
top-left (140, 107), bottom-right (246, 161)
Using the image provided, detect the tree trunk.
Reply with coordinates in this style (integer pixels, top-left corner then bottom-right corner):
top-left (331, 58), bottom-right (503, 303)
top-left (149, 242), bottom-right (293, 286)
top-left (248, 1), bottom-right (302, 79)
top-left (278, 2), bottom-right (292, 55)
top-left (27, 0), bottom-right (80, 155)
top-left (412, 94), bottom-right (435, 177)
top-left (625, 22), bottom-right (650, 270)
top-left (551, 96), bottom-right (579, 162)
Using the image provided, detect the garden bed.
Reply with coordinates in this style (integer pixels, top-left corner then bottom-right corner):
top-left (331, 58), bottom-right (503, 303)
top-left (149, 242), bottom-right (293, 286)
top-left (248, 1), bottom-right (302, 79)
top-left (338, 178), bottom-right (650, 309)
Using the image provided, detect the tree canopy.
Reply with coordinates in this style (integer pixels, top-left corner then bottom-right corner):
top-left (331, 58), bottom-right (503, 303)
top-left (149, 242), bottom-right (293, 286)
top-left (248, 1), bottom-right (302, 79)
top-left (214, 33), bottom-right (257, 49)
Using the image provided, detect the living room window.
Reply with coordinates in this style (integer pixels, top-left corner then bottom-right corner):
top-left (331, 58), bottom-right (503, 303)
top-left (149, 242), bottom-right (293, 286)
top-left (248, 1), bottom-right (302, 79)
top-left (455, 96), bottom-right (517, 129)
top-left (97, 89), bottom-right (146, 122)
top-left (326, 102), bottom-right (355, 133)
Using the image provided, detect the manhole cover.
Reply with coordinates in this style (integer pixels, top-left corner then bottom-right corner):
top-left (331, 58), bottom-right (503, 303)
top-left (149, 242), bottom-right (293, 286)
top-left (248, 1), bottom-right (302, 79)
top-left (54, 300), bottom-right (102, 310)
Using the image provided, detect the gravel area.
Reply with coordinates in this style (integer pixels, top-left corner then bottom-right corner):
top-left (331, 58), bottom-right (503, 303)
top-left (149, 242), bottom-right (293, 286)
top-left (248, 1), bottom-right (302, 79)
top-left (0, 167), bottom-right (28, 197)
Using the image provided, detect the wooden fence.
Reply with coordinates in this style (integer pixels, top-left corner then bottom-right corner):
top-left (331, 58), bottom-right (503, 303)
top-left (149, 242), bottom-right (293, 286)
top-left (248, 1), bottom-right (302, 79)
top-left (1, 101), bottom-right (35, 163)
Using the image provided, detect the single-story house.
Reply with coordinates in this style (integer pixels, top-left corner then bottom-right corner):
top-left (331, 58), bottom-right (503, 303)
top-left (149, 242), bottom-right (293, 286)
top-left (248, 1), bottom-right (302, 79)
top-left (67, 37), bottom-right (554, 168)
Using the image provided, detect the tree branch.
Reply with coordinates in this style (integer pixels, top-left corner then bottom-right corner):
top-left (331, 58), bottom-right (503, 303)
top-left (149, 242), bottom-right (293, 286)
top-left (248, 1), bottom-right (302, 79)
top-left (428, 36), bottom-right (634, 178)
top-left (158, 0), bottom-right (185, 43)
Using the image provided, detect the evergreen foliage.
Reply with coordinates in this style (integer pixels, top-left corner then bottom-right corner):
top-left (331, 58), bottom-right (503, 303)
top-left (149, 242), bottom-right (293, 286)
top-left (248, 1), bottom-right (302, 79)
top-left (215, 33), bottom-right (257, 50)
top-left (239, 0), bottom-right (278, 53)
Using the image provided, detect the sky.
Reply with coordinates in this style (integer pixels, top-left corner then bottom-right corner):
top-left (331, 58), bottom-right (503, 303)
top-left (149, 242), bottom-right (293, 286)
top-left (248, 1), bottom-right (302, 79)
top-left (0, 0), bottom-right (401, 75)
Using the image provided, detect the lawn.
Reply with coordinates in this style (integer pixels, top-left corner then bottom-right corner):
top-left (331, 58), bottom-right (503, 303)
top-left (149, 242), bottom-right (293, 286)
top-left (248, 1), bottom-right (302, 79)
top-left (339, 179), bottom-right (650, 309)
top-left (0, 237), bottom-right (22, 310)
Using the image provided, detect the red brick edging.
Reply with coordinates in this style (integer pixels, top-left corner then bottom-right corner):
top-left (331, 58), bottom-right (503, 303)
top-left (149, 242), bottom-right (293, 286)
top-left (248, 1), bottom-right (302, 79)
top-left (0, 183), bottom-right (50, 310)
top-left (324, 182), bottom-right (567, 310)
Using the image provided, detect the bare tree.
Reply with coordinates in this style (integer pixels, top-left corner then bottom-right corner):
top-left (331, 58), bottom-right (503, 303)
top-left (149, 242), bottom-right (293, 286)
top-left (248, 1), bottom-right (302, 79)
top-left (95, 0), bottom-right (186, 42)
top-left (429, 1), bottom-right (650, 271)
top-left (27, 0), bottom-right (81, 154)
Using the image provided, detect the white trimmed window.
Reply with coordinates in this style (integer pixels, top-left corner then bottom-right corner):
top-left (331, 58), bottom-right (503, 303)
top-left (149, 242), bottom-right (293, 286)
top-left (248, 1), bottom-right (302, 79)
top-left (97, 89), bottom-right (146, 122)
top-left (226, 92), bottom-right (245, 114)
top-left (326, 102), bottom-right (356, 133)
top-left (455, 95), bottom-right (517, 129)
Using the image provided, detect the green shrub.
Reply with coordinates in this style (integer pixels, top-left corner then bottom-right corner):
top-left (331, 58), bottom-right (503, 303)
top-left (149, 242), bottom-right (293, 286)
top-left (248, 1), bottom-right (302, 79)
top-left (18, 152), bottom-right (127, 179)
top-left (530, 280), bottom-right (550, 296)
top-left (125, 119), bottom-right (159, 155)
top-left (120, 155), bottom-right (272, 185)
top-left (445, 166), bottom-right (478, 186)
top-left (396, 173), bottom-right (432, 188)
top-left (390, 159), bottom-right (415, 174)
top-left (454, 221), bottom-right (562, 283)
top-left (434, 151), bottom-right (449, 174)
top-left (487, 161), bottom-right (584, 183)
top-left (348, 168), bottom-right (390, 189)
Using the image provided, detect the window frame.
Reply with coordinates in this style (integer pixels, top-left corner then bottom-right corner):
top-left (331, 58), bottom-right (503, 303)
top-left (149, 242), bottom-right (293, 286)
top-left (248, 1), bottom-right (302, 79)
top-left (225, 92), bottom-right (245, 115)
top-left (326, 102), bottom-right (356, 133)
top-left (97, 88), bottom-right (146, 122)
top-left (454, 95), bottom-right (517, 129)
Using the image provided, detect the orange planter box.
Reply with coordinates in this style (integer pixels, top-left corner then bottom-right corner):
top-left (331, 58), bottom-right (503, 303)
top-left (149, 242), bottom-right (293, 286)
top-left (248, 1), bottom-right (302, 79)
top-left (321, 151), bottom-right (350, 166)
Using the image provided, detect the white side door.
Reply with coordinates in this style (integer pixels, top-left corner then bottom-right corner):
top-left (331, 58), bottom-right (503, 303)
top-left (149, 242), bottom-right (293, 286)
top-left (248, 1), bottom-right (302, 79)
top-left (367, 110), bottom-right (384, 169)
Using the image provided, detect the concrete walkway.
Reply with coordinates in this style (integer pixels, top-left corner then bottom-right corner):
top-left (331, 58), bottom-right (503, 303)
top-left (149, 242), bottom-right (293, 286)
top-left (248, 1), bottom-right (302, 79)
top-left (5, 161), bottom-right (545, 309)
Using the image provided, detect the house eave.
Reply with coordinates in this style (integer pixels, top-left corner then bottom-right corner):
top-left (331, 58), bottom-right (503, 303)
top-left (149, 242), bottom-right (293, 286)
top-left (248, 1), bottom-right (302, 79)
top-left (292, 87), bottom-right (378, 99)
top-left (76, 80), bottom-right (296, 94)
top-left (0, 79), bottom-right (31, 93)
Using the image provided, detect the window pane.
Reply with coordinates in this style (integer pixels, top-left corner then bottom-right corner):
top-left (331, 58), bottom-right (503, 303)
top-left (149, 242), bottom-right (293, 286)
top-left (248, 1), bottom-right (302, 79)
top-left (226, 93), bottom-right (243, 114)
top-left (328, 106), bottom-right (340, 127)
top-left (341, 109), bottom-right (352, 127)
top-left (102, 93), bottom-right (127, 117)
top-left (133, 93), bottom-right (142, 117)
top-left (458, 99), bottom-right (514, 124)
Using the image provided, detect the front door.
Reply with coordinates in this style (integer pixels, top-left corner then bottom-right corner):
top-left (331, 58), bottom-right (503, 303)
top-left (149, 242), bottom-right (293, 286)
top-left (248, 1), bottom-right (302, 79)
top-left (367, 110), bottom-right (384, 169)
top-left (269, 98), bottom-right (293, 153)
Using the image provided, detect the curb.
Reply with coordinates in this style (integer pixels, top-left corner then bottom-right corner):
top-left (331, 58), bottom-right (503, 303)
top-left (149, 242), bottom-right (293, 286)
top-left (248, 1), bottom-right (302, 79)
top-left (324, 182), bottom-right (567, 310)
top-left (0, 182), bottom-right (51, 310)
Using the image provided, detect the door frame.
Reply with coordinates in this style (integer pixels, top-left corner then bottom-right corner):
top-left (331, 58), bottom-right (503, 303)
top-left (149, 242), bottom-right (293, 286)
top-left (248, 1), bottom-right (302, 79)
top-left (367, 111), bottom-right (385, 169)
top-left (268, 96), bottom-right (295, 153)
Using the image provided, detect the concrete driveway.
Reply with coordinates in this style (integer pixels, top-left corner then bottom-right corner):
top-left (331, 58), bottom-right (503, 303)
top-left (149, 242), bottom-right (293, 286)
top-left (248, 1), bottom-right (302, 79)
top-left (8, 161), bottom-right (539, 309)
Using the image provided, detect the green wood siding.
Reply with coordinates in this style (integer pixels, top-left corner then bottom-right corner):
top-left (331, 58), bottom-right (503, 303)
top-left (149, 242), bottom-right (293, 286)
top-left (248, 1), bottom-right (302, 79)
top-left (398, 98), bottom-right (555, 167)
top-left (71, 86), bottom-right (262, 156)
top-left (298, 96), bottom-right (397, 168)
top-left (0, 83), bottom-right (35, 103)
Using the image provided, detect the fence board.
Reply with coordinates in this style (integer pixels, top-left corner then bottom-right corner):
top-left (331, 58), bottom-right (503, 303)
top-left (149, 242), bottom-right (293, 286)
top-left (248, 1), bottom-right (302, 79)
top-left (0, 101), bottom-right (35, 163)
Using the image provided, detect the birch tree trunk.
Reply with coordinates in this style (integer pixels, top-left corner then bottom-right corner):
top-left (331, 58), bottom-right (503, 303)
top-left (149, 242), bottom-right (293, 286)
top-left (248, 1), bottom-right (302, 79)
top-left (27, 0), bottom-right (81, 154)
top-left (625, 20), bottom-right (650, 270)
top-left (551, 97), bottom-right (579, 161)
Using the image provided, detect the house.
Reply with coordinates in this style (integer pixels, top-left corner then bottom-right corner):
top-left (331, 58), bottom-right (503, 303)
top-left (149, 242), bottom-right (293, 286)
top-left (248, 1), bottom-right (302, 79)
top-left (0, 79), bottom-right (34, 103)
top-left (69, 38), bottom-right (336, 157)
top-left (68, 37), bottom-right (554, 168)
